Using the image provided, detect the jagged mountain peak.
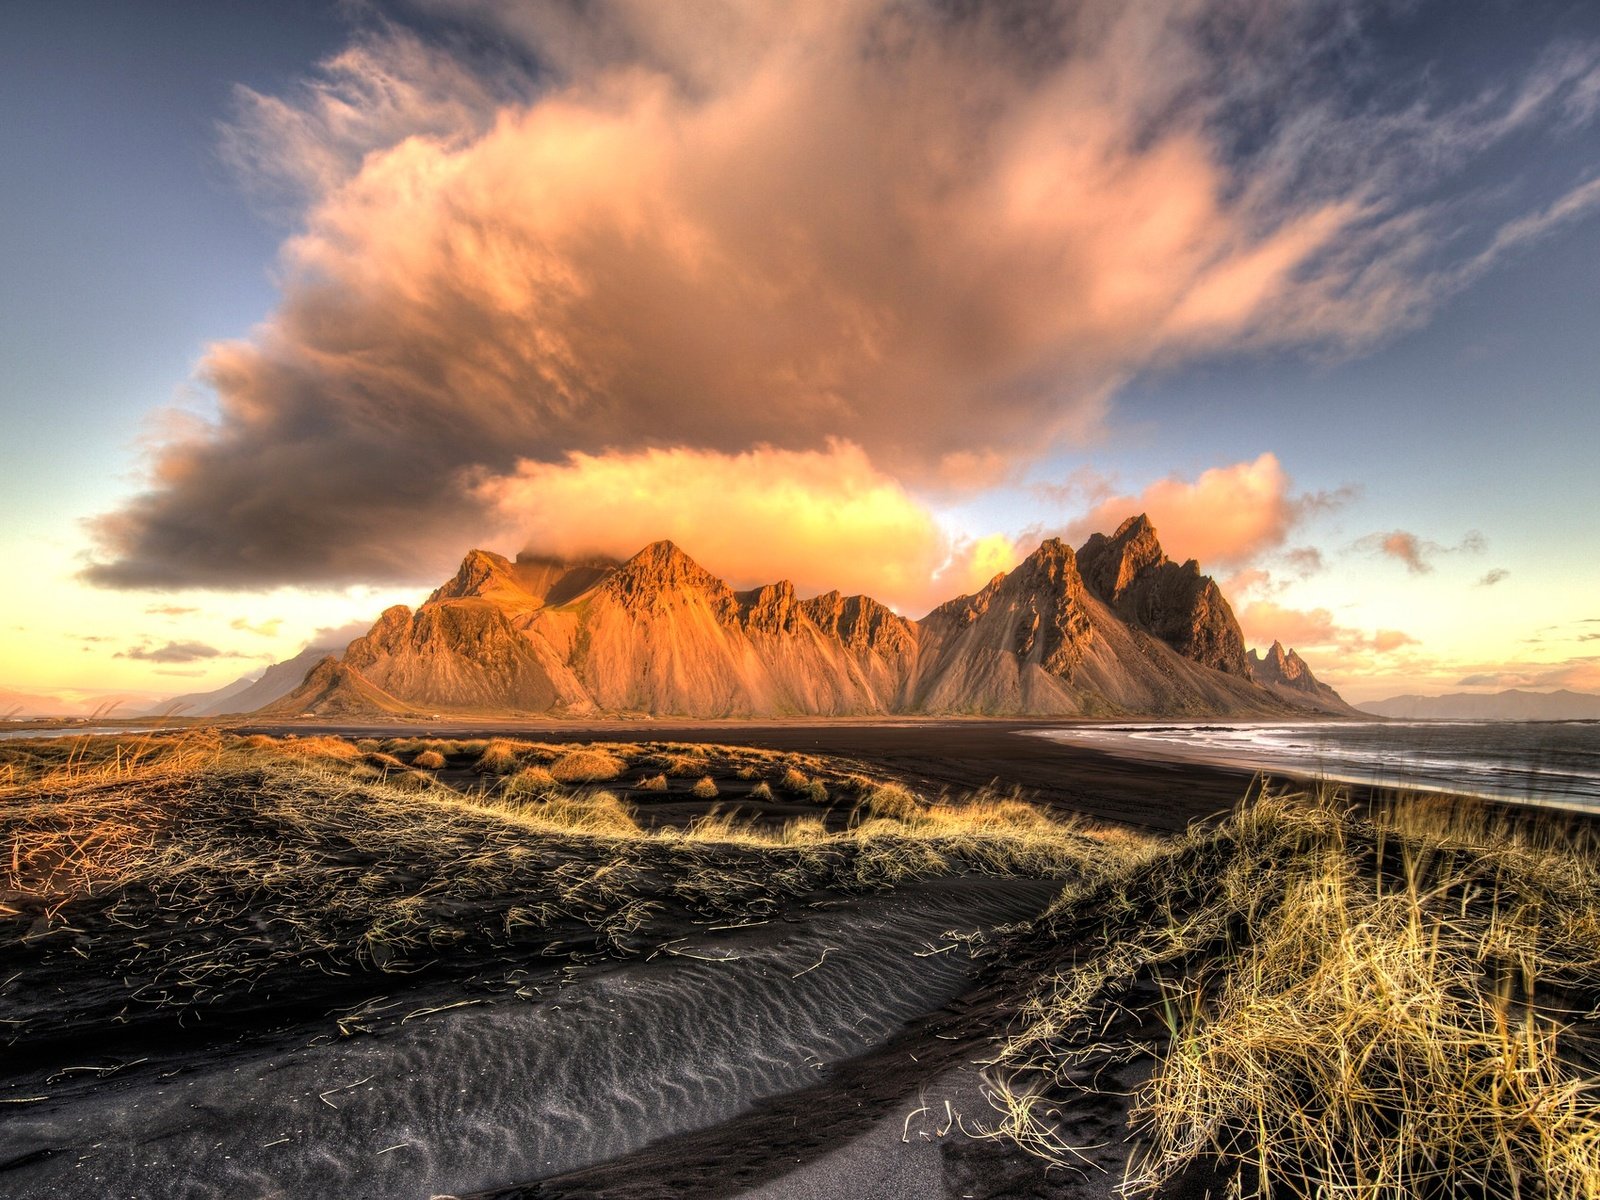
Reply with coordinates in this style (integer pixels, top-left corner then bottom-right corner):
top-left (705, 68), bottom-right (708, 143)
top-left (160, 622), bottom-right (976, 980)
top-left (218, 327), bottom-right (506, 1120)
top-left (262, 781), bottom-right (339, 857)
top-left (430, 548), bottom-right (523, 604)
top-left (1078, 513), bottom-right (1168, 601)
top-left (257, 525), bottom-right (1354, 719)
top-left (601, 539), bottom-right (735, 615)
top-left (1075, 514), bottom-right (1249, 677)
top-left (800, 590), bottom-right (917, 655)
top-left (1250, 641), bottom-right (1312, 686)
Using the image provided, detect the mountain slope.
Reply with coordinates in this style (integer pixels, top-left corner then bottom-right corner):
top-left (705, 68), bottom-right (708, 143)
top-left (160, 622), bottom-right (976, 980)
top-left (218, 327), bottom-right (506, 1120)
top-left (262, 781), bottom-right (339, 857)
top-left (257, 657), bottom-right (415, 718)
top-left (146, 640), bottom-right (358, 718)
top-left (252, 518), bottom-right (1353, 719)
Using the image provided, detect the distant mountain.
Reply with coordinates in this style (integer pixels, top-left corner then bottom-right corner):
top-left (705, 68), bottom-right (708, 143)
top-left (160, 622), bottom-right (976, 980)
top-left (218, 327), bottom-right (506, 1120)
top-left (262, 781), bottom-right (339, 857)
top-left (257, 515), bottom-right (1355, 720)
top-left (1, 687), bottom-right (164, 720)
top-left (1358, 689), bottom-right (1600, 721)
top-left (259, 657), bottom-right (416, 718)
top-left (148, 641), bottom-right (358, 718)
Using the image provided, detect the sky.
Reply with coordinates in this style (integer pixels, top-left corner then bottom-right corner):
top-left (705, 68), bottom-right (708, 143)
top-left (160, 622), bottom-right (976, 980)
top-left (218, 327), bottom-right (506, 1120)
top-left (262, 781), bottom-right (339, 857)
top-left (2, 0), bottom-right (1598, 712)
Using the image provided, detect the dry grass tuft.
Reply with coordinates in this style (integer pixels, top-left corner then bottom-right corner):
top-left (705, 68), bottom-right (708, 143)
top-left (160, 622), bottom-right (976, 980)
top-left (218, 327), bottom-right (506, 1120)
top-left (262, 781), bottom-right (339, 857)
top-left (412, 749), bottom-right (446, 770)
top-left (500, 766), bottom-right (558, 799)
top-left (474, 739), bottom-right (527, 775)
top-left (983, 787), bottom-right (1600, 1200)
top-left (548, 747), bottom-right (626, 783)
top-left (691, 776), bottom-right (719, 799)
top-left (856, 782), bottom-right (923, 821)
top-left (749, 781), bottom-right (774, 802)
top-left (636, 773), bottom-right (668, 792)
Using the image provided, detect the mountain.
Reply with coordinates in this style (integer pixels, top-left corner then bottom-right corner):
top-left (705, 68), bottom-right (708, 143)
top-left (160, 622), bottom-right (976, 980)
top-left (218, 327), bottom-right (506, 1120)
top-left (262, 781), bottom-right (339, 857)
top-left (1077, 515), bottom-right (1251, 676)
top-left (250, 516), bottom-right (1353, 720)
top-left (145, 640), bottom-right (357, 718)
top-left (1, 687), bottom-right (166, 720)
top-left (257, 657), bottom-right (416, 718)
top-left (1249, 640), bottom-right (1350, 710)
top-left (1358, 689), bottom-right (1600, 721)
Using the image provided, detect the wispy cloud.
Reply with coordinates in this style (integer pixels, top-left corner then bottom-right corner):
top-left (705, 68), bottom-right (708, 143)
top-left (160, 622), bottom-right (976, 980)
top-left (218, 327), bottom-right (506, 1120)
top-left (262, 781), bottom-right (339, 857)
top-left (1457, 658), bottom-right (1600, 690)
top-left (230, 617), bottom-right (283, 638)
top-left (1236, 599), bottom-right (1417, 658)
top-left (1477, 568), bottom-right (1510, 587)
top-left (1355, 529), bottom-right (1486, 575)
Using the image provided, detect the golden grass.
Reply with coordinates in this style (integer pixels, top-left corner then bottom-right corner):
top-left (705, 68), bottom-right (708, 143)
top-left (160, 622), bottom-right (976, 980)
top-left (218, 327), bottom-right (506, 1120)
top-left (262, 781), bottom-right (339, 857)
top-left (412, 749), bottom-right (446, 770)
top-left (636, 773), bottom-right (668, 791)
top-left (499, 765), bottom-right (558, 799)
top-left (983, 788), bottom-right (1600, 1199)
top-left (691, 775), bottom-right (719, 799)
top-left (473, 738), bottom-right (528, 774)
top-left (0, 731), bottom-right (1121, 1047)
top-left (548, 747), bottom-right (626, 783)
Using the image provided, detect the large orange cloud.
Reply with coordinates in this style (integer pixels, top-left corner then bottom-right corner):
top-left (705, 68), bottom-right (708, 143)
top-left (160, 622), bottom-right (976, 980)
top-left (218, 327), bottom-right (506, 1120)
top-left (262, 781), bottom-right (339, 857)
top-left (477, 441), bottom-right (1013, 616)
top-left (1059, 453), bottom-right (1347, 568)
top-left (82, 2), bottom-right (1600, 588)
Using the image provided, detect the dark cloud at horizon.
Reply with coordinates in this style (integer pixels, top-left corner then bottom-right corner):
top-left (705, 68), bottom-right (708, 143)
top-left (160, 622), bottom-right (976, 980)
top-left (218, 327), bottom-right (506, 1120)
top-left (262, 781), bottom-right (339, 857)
top-left (78, 0), bottom-right (1600, 591)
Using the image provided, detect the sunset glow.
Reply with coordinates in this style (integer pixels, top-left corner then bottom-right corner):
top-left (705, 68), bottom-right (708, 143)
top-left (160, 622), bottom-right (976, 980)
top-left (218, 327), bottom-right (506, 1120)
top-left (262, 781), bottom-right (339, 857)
top-left (3, 1), bottom-right (1598, 710)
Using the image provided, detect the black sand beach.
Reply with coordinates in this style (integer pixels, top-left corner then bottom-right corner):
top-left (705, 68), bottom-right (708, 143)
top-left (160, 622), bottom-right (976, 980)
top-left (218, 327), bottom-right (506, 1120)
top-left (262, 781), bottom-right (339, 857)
top-left (6, 726), bottom-right (1595, 1200)
top-left (240, 718), bottom-right (1262, 834)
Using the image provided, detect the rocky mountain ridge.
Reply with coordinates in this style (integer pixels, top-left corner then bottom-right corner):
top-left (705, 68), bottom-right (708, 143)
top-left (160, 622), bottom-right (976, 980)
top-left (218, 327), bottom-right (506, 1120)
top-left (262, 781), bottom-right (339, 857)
top-left (263, 515), bottom-right (1354, 719)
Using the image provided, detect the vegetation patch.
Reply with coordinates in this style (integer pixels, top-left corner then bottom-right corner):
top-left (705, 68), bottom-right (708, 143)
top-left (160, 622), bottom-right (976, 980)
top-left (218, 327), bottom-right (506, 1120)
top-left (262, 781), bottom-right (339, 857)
top-left (983, 789), bottom-right (1600, 1199)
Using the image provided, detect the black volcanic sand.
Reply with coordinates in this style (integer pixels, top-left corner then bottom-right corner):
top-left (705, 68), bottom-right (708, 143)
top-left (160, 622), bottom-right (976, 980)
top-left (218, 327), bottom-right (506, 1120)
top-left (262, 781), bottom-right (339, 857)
top-left (242, 718), bottom-right (1263, 834)
top-left (0, 876), bottom-right (1059, 1199)
top-left (3, 724), bottom-right (1343, 1200)
top-left (0, 734), bottom-right (1149, 1200)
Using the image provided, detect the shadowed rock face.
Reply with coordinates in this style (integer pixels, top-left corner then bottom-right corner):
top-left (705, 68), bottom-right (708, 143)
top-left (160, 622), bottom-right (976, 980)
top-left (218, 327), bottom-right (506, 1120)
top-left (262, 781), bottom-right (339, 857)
top-left (266, 524), bottom-right (1352, 719)
top-left (1076, 514), bottom-right (1251, 677)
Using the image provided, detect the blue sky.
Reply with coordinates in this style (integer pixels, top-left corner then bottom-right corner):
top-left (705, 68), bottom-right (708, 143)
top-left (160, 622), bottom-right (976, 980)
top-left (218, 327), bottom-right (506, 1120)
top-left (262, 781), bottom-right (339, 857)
top-left (2, 0), bottom-right (1598, 709)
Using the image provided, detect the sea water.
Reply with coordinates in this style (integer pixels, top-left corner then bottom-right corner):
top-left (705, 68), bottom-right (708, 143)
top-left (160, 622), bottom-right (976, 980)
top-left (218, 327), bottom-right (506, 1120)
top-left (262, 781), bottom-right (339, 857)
top-left (1032, 720), bottom-right (1600, 813)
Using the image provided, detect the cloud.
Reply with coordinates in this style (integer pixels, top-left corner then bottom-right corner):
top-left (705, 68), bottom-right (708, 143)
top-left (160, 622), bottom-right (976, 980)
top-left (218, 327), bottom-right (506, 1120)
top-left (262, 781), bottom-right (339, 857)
top-left (230, 617), bottom-right (284, 638)
top-left (1283, 547), bottom-right (1326, 578)
top-left (117, 640), bottom-right (238, 664)
top-left (1457, 659), bottom-right (1600, 691)
top-left (82, 3), bottom-right (1600, 589)
top-left (1355, 528), bottom-right (1486, 574)
top-left (145, 604), bottom-right (198, 616)
top-left (1236, 599), bottom-right (1417, 657)
top-left (306, 620), bottom-right (376, 652)
top-left (478, 440), bottom-right (1009, 614)
top-left (1057, 453), bottom-right (1351, 569)
top-left (1477, 568), bottom-right (1510, 587)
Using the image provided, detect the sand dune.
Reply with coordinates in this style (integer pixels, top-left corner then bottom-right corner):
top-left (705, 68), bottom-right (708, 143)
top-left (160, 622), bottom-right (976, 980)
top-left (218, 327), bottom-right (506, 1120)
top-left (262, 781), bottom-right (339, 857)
top-left (1, 873), bottom-right (1053, 1199)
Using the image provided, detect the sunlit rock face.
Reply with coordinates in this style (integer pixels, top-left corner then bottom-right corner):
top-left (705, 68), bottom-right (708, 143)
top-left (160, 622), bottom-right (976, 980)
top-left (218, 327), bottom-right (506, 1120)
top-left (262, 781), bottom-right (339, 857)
top-left (1249, 639), bottom-right (1349, 709)
top-left (265, 523), bottom-right (1353, 719)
